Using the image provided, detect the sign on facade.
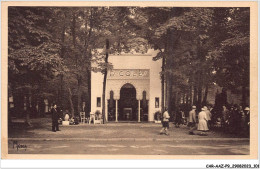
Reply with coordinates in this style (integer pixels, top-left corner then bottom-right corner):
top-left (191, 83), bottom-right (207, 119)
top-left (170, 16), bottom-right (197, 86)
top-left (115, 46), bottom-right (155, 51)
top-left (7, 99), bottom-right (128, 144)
top-left (108, 69), bottom-right (150, 80)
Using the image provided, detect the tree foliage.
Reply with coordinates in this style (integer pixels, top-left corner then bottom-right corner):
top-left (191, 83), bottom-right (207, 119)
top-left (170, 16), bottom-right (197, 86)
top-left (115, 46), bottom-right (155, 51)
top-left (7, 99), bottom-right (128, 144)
top-left (8, 7), bottom-right (250, 119)
top-left (132, 7), bottom-right (249, 111)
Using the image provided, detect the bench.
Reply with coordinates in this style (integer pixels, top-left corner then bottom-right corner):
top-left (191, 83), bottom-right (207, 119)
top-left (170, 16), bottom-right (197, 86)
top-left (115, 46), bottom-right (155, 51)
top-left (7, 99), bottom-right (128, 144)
top-left (10, 117), bottom-right (27, 128)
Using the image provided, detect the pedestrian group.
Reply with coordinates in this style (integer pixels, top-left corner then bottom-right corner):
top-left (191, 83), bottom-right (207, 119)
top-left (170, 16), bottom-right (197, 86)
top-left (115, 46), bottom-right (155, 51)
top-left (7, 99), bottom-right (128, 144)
top-left (51, 103), bottom-right (250, 137)
top-left (159, 104), bottom-right (250, 136)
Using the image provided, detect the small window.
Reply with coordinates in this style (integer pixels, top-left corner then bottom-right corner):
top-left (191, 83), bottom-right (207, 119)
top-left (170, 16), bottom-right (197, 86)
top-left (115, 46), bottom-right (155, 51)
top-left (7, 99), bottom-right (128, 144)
top-left (97, 97), bottom-right (101, 107)
top-left (155, 97), bottom-right (159, 108)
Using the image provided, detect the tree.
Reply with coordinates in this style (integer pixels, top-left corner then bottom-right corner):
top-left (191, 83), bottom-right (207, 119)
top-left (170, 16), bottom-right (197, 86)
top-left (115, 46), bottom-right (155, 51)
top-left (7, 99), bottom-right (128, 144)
top-left (137, 7), bottom-right (215, 113)
top-left (93, 7), bottom-right (149, 122)
top-left (8, 7), bottom-right (64, 119)
top-left (8, 7), bottom-right (249, 123)
top-left (212, 7), bottom-right (250, 107)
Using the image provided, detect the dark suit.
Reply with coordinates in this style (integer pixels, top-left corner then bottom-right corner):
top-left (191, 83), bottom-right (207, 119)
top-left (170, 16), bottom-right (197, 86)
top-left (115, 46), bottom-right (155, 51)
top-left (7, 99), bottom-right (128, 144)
top-left (51, 107), bottom-right (59, 131)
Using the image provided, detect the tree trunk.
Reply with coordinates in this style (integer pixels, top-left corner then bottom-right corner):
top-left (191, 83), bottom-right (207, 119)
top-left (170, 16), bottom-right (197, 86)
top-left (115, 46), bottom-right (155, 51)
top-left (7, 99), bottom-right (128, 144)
top-left (72, 12), bottom-right (76, 50)
top-left (172, 91), bottom-right (177, 121)
top-left (185, 90), bottom-right (189, 105)
top-left (189, 82), bottom-right (192, 106)
top-left (77, 76), bottom-right (82, 113)
top-left (60, 20), bottom-right (66, 58)
top-left (68, 87), bottom-right (75, 117)
top-left (102, 39), bottom-right (109, 124)
top-left (202, 84), bottom-right (209, 106)
top-left (197, 80), bottom-right (202, 111)
top-left (87, 65), bottom-right (91, 114)
top-left (193, 84), bottom-right (197, 106)
top-left (25, 89), bottom-right (32, 126)
top-left (71, 10), bottom-right (81, 115)
top-left (59, 18), bottom-right (66, 108)
top-left (242, 85), bottom-right (246, 108)
top-left (59, 74), bottom-right (64, 108)
top-left (166, 74), bottom-right (173, 121)
top-left (161, 53), bottom-right (165, 114)
top-left (178, 92), bottom-right (180, 106)
top-left (84, 11), bottom-right (93, 115)
top-left (165, 75), bottom-right (168, 109)
top-left (165, 29), bottom-right (174, 121)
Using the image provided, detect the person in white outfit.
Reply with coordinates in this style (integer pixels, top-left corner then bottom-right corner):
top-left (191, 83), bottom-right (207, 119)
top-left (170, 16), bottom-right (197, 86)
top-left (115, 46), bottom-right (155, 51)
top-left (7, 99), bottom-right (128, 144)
top-left (197, 107), bottom-right (209, 136)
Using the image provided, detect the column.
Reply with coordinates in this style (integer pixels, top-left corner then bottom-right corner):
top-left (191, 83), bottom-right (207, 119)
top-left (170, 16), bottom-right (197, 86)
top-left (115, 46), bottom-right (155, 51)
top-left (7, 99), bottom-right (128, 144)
top-left (105, 99), bottom-right (108, 122)
top-left (147, 100), bottom-right (150, 121)
top-left (115, 100), bottom-right (118, 122)
top-left (138, 100), bottom-right (141, 122)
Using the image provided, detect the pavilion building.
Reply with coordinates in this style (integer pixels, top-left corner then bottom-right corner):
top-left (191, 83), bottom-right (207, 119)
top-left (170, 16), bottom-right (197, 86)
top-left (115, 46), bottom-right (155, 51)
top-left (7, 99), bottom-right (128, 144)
top-left (91, 49), bottom-right (162, 122)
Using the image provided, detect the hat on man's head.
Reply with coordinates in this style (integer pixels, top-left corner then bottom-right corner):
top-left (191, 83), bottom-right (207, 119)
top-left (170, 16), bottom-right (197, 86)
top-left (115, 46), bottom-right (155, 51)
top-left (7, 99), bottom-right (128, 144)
top-left (244, 107), bottom-right (250, 111)
top-left (192, 106), bottom-right (196, 109)
top-left (201, 106), bottom-right (207, 111)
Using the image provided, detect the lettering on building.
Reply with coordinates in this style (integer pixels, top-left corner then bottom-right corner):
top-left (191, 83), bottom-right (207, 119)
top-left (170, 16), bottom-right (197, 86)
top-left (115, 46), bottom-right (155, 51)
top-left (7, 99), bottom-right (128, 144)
top-left (108, 69), bottom-right (150, 79)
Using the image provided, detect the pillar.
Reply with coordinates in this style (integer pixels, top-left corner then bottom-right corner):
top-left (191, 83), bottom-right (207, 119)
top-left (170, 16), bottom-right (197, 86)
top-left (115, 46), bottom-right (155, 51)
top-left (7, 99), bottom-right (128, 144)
top-left (115, 100), bottom-right (118, 122)
top-left (147, 100), bottom-right (149, 121)
top-left (138, 100), bottom-right (141, 122)
top-left (105, 99), bottom-right (108, 122)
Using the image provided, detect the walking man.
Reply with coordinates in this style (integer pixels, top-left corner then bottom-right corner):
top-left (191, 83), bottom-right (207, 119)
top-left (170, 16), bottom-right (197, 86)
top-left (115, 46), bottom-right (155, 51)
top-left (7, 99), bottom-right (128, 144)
top-left (51, 104), bottom-right (60, 132)
top-left (160, 108), bottom-right (170, 135)
top-left (188, 105), bottom-right (197, 135)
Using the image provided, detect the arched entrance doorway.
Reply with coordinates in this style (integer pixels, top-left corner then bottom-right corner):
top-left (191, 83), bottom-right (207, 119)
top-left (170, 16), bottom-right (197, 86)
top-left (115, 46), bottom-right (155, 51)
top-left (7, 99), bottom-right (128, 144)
top-left (118, 83), bottom-right (138, 121)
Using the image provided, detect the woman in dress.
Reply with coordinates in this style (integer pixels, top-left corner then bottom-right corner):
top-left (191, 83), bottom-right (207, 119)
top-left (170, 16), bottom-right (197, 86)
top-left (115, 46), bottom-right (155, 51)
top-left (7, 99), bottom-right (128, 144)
top-left (197, 106), bottom-right (209, 136)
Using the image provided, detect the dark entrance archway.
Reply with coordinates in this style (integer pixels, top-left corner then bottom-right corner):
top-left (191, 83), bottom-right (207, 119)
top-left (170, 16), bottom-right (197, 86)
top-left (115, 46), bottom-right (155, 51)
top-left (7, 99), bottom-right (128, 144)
top-left (118, 83), bottom-right (138, 121)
